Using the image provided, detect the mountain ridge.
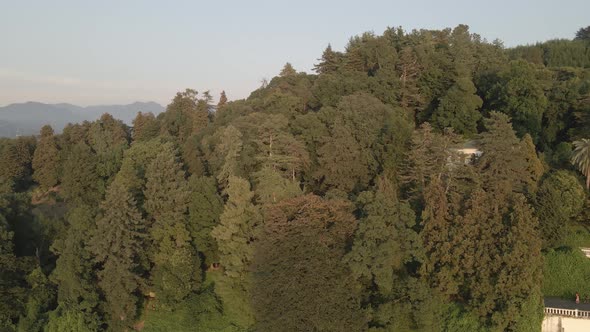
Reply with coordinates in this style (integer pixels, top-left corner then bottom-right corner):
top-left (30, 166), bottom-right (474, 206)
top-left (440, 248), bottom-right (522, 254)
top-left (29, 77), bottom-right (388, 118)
top-left (0, 101), bottom-right (165, 137)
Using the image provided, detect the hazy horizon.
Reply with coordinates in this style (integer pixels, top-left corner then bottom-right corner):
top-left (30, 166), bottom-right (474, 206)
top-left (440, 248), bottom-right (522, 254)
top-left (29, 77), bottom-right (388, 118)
top-left (1, 0), bottom-right (588, 107)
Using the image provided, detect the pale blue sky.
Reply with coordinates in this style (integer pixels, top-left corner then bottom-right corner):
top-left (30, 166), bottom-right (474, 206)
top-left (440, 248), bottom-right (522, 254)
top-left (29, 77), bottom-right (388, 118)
top-left (0, 0), bottom-right (588, 106)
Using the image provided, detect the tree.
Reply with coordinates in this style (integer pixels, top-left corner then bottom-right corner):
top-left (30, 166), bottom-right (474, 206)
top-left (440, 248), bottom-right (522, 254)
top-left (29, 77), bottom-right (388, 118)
top-left (252, 195), bottom-right (365, 332)
top-left (32, 125), bottom-right (60, 189)
top-left (431, 25), bottom-right (482, 136)
top-left (0, 137), bottom-right (36, 188)
top-left (144, 145), bottom-right (201, 305)
top-left (16, 268), bottom-right (56, 332)
top-left (88, 180), bottom-right (146, 326)
top-left (314, 44), bottom-right (343, 74)
top-left (187, 176), bottom-right (223, 266)
top-left (279, 62), bottom-right (296, 77)
top-left (575, 26), bottom-right (590, 41)
top-left (0, 180), bottom-right (31, 328)
top-left (476, 112), bottom-right (543, 195)
top-left (431, 77), bottom-right (482, 136)
top-left (485, 60), bottom-right (548, 140)
top-left (49, 206), bottom-right (103, 328)
top-left (344, 177), bottom-right (428, 331)
top-left (215, 125), bottom-right (244, 189)
top-left (160, 89), bottom-right (209, 143)
top-left (211, 176), bottom-right (260, 329)
top-left (132, 112), bottom-right (160, 142)
top-left (218, 90), bottom-right (228, 108)
top-left (536, 171), bottom-right (586, 247)
top-left (60, 143), bottom-right (102, 206)
top-left (212, 176), bottom-right (259, 280)
top-left (571, 138), bottom-right (590, 188)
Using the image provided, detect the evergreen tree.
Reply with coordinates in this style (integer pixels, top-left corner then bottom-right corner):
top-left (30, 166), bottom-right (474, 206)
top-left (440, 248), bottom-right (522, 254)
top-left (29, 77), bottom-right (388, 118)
top-left (187, 176), bottom-right (223, 267)
top-left (345, 177), bottom-right (426, 331)
top-left (0, 137), bottom-right (36, 188)
top-left (536, 170), bottom-right (586, 247)
top-left (49, 206), bottom-right (102, 328)
top-left (218, 90), bottom-right (228, 108)
top-left (476, 112), bottom-right (543, 195)
top-left (314, 44), bottom-right (343, 74)
top-left (132, 112), bottom-right (160, 142)
top-left (252, 194), bottom-right (365, 332)
top-left (211, 176), bottom-right (260, 329)
top-left (144, 146), bottom-right (201, 305)
top-left (216, 125), bottom-right (244, 189)
top-left (575, 26), bottom-right (590, 41)
top-left (60, 143), bottom-right (103, 206)
top-left (32, 125), bottom-right (59, 189)
top-left (431, 77), bottom-right (482, 135)
top-left (279, 62), bottom-right (297, 76)
top-left (88, 181), bottom-right (146, 326)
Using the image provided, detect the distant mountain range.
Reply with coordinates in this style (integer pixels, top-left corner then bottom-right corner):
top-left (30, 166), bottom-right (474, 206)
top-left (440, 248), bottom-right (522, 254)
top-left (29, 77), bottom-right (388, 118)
top-left (0, 101), bottom-right (164, 137)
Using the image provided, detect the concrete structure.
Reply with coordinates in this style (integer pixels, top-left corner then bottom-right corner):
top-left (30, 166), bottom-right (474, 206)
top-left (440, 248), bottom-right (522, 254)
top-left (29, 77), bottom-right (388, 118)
top-left (543, 298), bottom-right (590, 332)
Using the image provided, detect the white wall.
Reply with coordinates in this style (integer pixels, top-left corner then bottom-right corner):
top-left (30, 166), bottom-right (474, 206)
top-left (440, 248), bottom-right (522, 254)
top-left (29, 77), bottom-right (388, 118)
top-left (543, 316), bottom-right (590, 332)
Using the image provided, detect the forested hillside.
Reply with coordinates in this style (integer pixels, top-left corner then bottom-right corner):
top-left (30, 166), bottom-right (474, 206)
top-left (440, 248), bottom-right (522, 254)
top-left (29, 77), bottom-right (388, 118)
top-left (1, 25), bottom-right (589, 332)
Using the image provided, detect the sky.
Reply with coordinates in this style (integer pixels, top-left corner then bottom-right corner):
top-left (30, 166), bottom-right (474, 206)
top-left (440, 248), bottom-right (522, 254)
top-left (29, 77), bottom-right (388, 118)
top-left (0, 0), bottom-right (588, 107)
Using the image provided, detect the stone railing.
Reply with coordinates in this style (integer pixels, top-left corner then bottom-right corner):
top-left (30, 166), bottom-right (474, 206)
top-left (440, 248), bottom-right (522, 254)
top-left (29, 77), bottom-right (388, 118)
top-left (545, 307), bottom-right (590, 319)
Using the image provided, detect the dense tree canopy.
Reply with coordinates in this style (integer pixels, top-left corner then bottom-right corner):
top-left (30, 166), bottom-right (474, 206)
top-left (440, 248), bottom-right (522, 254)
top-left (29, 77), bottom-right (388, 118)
top-left (1, 24), bottom-right (590, 332)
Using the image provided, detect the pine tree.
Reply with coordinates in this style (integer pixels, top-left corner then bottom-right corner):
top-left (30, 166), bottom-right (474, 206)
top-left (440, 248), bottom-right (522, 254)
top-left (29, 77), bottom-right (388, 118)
top-left (144, 146), bottom-right (200, 305)
top-left (279, 62), bottom-right (297, 77)
top-left (60, 143), bottom-right (103, 206)
top-left (49, 206), bottom-right (103, 328)
top-left (313, 44), bottom-right (342, 74)
top-left (212, 176), bottom-right (260, 280)
top-left (187, 176), bottom-right (223, 266)
top-left (88, 181), bottom-right (146, 326)
top-left (32, 125), bottom-right (60, 189)
top-left (216, 125), bottom-right (243, 189)
top-left (211, 176), bottom-right (260, 329)
top-left (218, 90), bottom-right (228, 108)
top-left (132, 112), bottom-right (160, 142)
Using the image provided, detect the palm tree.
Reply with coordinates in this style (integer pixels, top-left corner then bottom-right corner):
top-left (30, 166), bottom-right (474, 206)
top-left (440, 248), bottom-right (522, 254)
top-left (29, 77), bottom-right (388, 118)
top-left (571, 139), bottom-right (590, 189)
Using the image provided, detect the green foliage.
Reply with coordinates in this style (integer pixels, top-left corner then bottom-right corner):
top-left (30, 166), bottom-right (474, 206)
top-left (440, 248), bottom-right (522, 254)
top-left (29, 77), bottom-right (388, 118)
top-left (88, 180), bottom-right (146, 325)
top-left (142, 286), bottom-right (239, 332)
top-left (485, 60), bottom-right (549, 139)
top-left (0, 137), bottom-right (36, 188)
top-left (144, 145), bottom-right (201, 305)
top-left (536, 170), bottom-right (586, 247)
top-left (252, 195), bottom-right (366, 332)
top-left (543, 248), bottom-right (590, 299)
top-left (159, 88), bottom-right (210, 143)
top-left (431, 77), bottom-right (482, 136)
top-left (3, 24), bottom-right (590, 331)
top-left (132, 111), bottom-right (160, 142)
top-left (187, 176), bottom-right (223, 266)
top-left (32, 125), bottom-right (59, 189)
top-left (45, 306), bottom-right (100, 332)
top-left (60, 143), bottom-right (103, 206)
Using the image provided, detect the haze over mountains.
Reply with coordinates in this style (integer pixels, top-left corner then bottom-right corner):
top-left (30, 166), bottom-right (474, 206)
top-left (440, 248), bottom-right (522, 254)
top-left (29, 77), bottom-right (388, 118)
top-left (0, 101), bottom-right (164, 137)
